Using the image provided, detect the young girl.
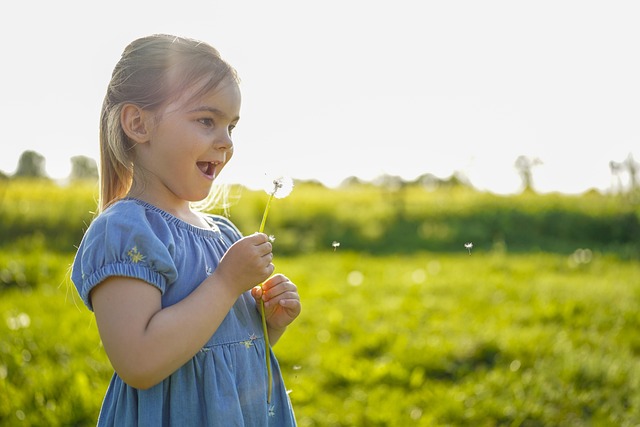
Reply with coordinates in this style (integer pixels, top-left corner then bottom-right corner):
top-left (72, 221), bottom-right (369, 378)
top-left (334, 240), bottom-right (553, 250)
top-left (71, 34), bottom-right (300, 426)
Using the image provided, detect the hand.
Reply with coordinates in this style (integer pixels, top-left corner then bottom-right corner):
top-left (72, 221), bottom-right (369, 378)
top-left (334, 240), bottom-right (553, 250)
top-left (213, 233), bottom-right (274, 296)
top-left (251, 274), bottom-right (301, 331)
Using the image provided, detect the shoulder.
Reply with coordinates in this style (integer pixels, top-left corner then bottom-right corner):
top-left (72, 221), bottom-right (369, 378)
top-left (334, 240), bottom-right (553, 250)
top-left (208, 214), bottom-right (243, 243)
top-left (86, 199), bottom-right (175, 242)
top-left (78, 199), bottom-right (179, 269)
top-left (97, 198), bottom-right (165, 224)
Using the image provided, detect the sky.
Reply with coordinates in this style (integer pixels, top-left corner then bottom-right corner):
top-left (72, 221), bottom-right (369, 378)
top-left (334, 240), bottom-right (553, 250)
top-left (1, 1), bottom-right (638, 194)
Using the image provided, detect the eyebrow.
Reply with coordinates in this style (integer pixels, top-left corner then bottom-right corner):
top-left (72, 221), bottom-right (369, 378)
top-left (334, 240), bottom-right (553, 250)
top-left (189, 106), bottom-right (240, 122)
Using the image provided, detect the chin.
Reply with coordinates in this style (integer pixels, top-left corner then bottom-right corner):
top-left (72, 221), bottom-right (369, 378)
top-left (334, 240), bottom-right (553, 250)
top-left (192, 193), bottom-right (212, 203)
top-left (190, 188), bottom-right (216, 204)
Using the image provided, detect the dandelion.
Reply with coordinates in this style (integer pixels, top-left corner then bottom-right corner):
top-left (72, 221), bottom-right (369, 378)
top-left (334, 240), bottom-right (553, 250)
top-left (263, 176), bottom-right (294, 199)
top-left (332, 241), bottom-right (341, 251)
top-left (258, 175), bottom-right (294, 404)
top-left (259, 176), bottom-right (294, 233)
top-left (464, 242), bottom-right (473, 255)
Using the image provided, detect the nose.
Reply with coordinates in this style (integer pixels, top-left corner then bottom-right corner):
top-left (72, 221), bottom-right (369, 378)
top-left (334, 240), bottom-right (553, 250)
top-left (214, 131), bottom-right (233, 153)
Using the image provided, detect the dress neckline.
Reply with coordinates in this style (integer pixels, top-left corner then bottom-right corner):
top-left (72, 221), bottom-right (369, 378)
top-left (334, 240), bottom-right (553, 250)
top-left (120, 197), bottom-right (221, 237)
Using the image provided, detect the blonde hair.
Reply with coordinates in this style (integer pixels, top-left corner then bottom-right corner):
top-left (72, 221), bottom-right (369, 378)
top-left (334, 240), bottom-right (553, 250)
top-left (99, 34), bottom-right (238, 212)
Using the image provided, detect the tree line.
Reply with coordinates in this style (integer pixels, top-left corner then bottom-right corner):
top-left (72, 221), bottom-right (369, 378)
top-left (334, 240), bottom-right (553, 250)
top-left (0, 151), bottom-right (98, 182)
top-left (2, 150), bottom-right (639, 195)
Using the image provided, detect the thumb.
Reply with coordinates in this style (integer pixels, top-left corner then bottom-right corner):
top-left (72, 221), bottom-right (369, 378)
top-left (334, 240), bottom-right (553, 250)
top-left (251, 285), bottom-right (263, 300)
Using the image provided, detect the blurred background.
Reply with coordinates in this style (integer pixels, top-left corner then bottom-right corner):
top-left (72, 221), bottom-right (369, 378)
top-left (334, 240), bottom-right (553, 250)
top-left (1, 1), bottom-right (640, 426)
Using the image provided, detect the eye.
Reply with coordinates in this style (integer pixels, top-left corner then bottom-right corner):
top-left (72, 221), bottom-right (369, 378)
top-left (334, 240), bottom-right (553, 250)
top-left (228, 124), bottom-right (236, 135)
top-left (198, 118), bottom-right (214, 127)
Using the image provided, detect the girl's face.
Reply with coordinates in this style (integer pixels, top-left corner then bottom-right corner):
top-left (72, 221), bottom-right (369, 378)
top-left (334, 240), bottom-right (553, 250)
top-left (132, 77), bottom-right (241, 211)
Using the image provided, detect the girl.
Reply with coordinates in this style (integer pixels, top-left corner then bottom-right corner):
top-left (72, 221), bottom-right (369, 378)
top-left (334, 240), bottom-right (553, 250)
top-left (71, 34), bottom-right (300, 426)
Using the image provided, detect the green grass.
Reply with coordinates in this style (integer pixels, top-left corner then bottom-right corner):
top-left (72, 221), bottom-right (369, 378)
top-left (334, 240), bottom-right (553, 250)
top-left (1, 250), bottom-right (639, 426)
top-left (1, 180), bottom-right (638, 256)
top-left (0, 280), bottom-right (109, 426)
top-left (274, 251), bottom-right (640, 426)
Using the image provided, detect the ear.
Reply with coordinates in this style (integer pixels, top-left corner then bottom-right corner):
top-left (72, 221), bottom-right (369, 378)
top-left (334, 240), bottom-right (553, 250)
top-left (121, 104), bottom-right (151, 144)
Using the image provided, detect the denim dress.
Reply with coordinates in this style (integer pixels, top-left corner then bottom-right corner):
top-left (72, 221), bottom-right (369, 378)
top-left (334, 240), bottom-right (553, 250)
top-left (71, 198), bottom-right (296, 426)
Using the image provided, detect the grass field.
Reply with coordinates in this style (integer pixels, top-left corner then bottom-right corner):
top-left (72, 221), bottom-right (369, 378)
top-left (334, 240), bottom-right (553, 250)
top-left (2, 250), bottom-right (639, 426)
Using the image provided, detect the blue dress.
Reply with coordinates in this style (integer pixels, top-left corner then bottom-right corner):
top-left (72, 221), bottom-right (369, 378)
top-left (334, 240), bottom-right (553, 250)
top-left (71, 198), bottom-right (297, 426)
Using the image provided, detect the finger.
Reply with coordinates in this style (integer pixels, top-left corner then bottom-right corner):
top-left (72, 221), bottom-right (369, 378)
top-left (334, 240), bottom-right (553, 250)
top-left (264, 289), bottom-right (299, 307)
top-left (261, 252), bottom-right (274, 264)
top-left (266, 263), bottom-right (275, 278)
top-left (262, 280), bottom-right (296, 299)
top-left (255, 232), bottom-right (270, 244)
top-left (251, 286), bottom-right (263, 299)
top-left (262, 274), bottom-right (288, 290)
top-left (266, 273), bottom-right (287, 282)
top-left (280, 298), bottom-right (301, 311)
top-left (259, 242), bottom-right (273, 257)
top-left (268, 298), bottom-right (302, 315)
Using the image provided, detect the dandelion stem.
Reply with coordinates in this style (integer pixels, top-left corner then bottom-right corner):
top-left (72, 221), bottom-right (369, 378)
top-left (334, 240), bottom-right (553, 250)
top-left (259, 193), bottom-right (274, 235)
top-left (258, 191), bottom-right (275, 403)
top-left (260, 298), bottom-right (272, 403)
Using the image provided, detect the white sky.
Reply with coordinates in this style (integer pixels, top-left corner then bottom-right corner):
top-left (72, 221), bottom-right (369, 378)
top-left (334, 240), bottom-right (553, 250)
top-left (1, 1), bottom-right (638, 194)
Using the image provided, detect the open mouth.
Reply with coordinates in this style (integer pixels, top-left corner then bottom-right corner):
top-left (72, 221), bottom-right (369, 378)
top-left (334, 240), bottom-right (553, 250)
top-left (197, 161), bottom-right (217, 179)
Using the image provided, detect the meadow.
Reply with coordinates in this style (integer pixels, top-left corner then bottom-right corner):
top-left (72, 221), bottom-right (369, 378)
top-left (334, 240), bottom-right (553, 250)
top-left (1, 180), bottom-right (639, 426)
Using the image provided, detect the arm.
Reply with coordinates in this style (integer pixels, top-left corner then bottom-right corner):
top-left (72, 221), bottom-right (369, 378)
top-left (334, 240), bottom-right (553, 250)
top-left (91, 233), bottom-right (274, 390)
top-left (251, 274), bottom-right (301, 346)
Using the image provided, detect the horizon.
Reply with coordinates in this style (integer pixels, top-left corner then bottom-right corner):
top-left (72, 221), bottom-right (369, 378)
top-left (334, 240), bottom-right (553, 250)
top-left (3, 148), bottom-right (638, 196)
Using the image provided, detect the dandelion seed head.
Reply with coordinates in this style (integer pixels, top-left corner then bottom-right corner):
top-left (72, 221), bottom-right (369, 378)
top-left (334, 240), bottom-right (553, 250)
top-left (332, 241), bottom-right (340, 251)
top-left (264, 175), bottom-right (294, 199)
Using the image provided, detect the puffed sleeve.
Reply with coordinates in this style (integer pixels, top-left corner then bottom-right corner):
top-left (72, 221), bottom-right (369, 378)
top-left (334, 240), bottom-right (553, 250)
top-left (71, 202), bottom-right (178, 311)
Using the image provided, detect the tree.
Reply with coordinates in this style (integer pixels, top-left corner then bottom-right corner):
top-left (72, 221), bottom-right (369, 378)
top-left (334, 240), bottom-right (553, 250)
top-left (14, 150), bottom-right (47, 178)
top-left (611, 153), bottom-right (640, 194)
top-left (69, 155), bottom-right (98, 182)
top-left (340, 176), bottom-right (367, 187)
top-left (415, 173), bottom-right (442, 190)
top-left (609, 160), bottom-right (623, 193)
top-left (515, 155), bottom-right (542, 193)
top-left (624, 153), bottom-right (639, 192)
